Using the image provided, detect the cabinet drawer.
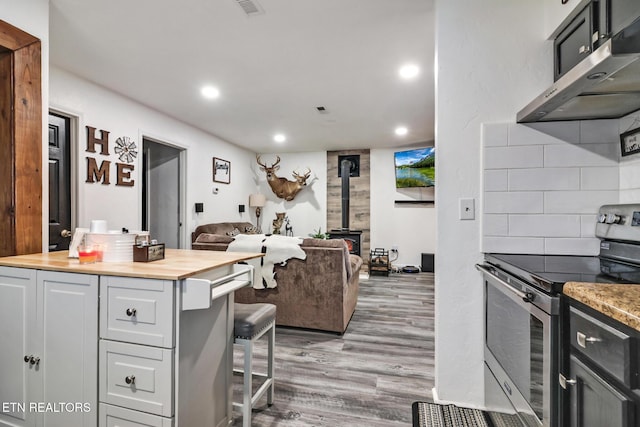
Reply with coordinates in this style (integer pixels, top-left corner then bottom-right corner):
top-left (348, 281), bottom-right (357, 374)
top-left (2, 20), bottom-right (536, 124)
top-left (99, 340), bottom-right (174, 417)
top-left (570, 306), bottom-right (636, 387)
top-left (99, 403), bottom-right (174, 427)
top-left (100, 276), bottom-right (174, 347)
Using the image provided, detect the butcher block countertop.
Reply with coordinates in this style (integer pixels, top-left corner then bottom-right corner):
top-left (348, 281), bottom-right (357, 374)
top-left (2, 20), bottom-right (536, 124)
top-left (564, 282), bottom-right (640, 332)
top-left (0, 249), bottom-right (263, 280)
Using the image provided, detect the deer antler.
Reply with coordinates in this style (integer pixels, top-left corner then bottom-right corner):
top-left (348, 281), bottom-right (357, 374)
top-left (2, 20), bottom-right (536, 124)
top-left (256, 155), bottom-right (267, 169)
top-left (272, 155), bottom-right (281, 167)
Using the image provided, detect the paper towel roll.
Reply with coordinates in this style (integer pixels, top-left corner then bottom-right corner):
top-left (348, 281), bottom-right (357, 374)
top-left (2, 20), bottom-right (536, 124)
top-left (90, 220), bottom-right (108, 233)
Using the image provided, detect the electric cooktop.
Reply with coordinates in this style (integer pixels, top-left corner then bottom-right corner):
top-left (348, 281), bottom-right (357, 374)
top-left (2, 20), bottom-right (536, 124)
top-left (484, 253), bottom-right (640, 294)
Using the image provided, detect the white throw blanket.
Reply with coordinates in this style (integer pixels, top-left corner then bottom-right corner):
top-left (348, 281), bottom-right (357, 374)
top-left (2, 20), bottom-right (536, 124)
top-left (226, 234), bottom-right (306, 289)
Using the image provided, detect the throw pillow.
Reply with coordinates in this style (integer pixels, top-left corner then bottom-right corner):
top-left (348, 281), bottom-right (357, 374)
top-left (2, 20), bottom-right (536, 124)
top-left (244, 225), bottom-right (259, 234)
top-left (226, 227), bottom-right (241, 237)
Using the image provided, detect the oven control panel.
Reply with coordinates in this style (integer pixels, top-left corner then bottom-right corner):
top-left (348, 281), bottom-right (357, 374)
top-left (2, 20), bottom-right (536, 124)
top-left (596, 204), bottom-right (640, 243)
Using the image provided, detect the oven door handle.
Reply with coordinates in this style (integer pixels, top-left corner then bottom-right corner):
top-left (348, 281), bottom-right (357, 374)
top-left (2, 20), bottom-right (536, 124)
top-left (475, 264), bottom-right (533, 303)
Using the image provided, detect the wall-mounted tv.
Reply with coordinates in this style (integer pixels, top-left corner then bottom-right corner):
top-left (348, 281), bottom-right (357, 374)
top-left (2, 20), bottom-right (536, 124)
top-left (394, 147), bottom-right (435, 188)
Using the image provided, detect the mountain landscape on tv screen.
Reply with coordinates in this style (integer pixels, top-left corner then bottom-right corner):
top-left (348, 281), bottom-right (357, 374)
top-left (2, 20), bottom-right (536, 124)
top-left (394, 147), bottom-right (435, 188)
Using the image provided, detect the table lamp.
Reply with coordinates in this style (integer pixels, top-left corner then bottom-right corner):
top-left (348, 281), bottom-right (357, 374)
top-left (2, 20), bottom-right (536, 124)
top-left (249, 193), bottom-right (266, 232)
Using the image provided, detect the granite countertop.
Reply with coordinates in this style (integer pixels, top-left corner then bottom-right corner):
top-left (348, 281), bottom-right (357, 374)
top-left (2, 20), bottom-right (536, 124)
top-left (564, 282), bottom-right (640, 332)
top-left (0, 249), bottom-right (263, 280)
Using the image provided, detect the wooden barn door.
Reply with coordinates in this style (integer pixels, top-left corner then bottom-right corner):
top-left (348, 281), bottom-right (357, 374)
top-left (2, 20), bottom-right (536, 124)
top-left (0, 19), bottom-right (43, 256)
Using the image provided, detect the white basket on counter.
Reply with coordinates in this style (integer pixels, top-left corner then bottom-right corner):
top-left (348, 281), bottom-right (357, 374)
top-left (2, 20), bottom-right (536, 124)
top-left (85, 231), bottom-right (138, 262)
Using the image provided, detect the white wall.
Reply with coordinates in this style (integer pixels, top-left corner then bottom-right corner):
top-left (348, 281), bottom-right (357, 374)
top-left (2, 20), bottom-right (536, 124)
top-left (0, 0), bottom-right (50, 247)
top-left (619, 111), bottom-right (640, 203)
top-left (254, 152), bottom-right (327, 237)
top-left (50, 67), bottom-right (257, 248)
top-left (370, 148), bottom-right (436, 268)
top-left (482, 121), bottom-right (619, 255)
top-left (434, 0), bottom-right (550, 408)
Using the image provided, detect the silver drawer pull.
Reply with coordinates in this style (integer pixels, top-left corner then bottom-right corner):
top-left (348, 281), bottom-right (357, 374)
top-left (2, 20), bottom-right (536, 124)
top-left (126, 308), bottom-right (137, 317)
top-left (577, 331), bottom-right (602, 348)
top-left (125, 375), bottom-right (136, 385)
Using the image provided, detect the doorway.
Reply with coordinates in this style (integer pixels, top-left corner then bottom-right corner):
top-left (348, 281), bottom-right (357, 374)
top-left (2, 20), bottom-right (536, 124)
top-left (142, 139), bottom-right (184, 248)
top-left (48, 112), bottom-right (73, 251)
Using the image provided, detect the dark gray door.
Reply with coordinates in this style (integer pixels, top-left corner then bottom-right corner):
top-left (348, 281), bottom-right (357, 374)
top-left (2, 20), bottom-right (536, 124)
top-left (142, 139), bottom-right (182, 249)
top-left (48, 113), bottom-right (72, 251)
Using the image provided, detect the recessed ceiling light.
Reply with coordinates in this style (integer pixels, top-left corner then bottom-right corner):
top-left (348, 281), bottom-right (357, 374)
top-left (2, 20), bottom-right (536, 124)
top-left (201, 85), bottom-right (220, 99)
top-left (399, 64), bottom-right (420, 79)
top-left (395, 126), bottom-right (408, 136)
top-left (273, 134), bottom-right (286, 143)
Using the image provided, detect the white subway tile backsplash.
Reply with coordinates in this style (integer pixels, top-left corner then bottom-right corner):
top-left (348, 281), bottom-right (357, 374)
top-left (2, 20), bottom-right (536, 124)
top-left (484, 192), bottom-right (543, 214)
top-left (580, 167), bottom-right (619, 190)
top-left (580, 120), bottom-right (619, 144)
top-left (620, 159), bottom-right (640, 190)
top-left (485, 146), bottom-right (543, 169)
top-left (544, 238), bottom-right (600, 255)
top-left (544, 143), bottom-right (618, 168)
top-left (482, 123), bottom-right (509, 147)
top-left (509, 215), bottom-right (580, 237)
top-left (544, 191), bottom-right (619, 214)
top-left (484, 214), bottom-right (508, 236)
top-left (620, 189), bottom-right (640, 203)
top-left (483, 236), bottom-right (544, 254)
top-left (580, 215), bottom-right (597, 238)
top-left (480, 119), bottom-right (624, 257)
top-left (525, 121), bottom-right (581, 145)
top-left (484, 170), bottom-right (508, 191)
top-left (509, 168), bottom-right (579, 191)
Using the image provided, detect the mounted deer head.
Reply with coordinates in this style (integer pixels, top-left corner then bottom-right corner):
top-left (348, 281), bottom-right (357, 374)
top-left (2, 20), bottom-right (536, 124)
top-left (257, 155), bottom-right (311, 201)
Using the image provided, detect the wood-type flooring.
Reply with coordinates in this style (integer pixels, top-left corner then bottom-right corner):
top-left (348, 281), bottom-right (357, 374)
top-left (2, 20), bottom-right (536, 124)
top-left (232, 272), bottom-right (435, 426)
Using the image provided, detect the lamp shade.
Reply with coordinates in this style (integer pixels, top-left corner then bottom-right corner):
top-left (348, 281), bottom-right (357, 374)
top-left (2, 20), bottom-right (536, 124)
top-left (249, 193), bottom-right (266, 207)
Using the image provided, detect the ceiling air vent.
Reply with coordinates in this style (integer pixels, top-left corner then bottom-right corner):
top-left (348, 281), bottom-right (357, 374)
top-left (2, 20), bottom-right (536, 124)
top-left (235, 0), bottom-right (264, 16)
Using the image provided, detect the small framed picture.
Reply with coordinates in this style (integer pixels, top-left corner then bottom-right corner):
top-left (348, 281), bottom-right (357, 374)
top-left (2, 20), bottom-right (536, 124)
top-left (620, 127), bottom-right (640, 157)
top-left (213, 157), bottom-right (231, 184)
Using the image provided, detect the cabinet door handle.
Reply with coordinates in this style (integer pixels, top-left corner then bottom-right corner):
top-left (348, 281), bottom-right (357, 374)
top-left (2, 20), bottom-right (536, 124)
top-left (24, 355), bottom-right (32, 363)
top-left (29, 356), bottom-right (40, 366)
top-left (559, 373), bottom-right (577, 389)
top-left (126, 308), bottom-right (137, 317)
top-left (577, 331), bottom-right (602, 348)
top-left (125, 375), bottom-right (136, 385)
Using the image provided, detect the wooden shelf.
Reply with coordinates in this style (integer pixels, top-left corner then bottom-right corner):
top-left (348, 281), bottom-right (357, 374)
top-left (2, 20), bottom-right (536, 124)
top-left (394, 200), bottom-right (434, 205)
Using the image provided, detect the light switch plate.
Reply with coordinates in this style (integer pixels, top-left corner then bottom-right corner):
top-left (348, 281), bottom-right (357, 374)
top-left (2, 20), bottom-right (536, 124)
top-left (459, 198), bottom-right (475, 220)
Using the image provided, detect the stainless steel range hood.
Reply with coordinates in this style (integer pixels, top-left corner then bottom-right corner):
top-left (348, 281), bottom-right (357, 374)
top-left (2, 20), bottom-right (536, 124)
top-left (517, 17), bottom-right (640, 123)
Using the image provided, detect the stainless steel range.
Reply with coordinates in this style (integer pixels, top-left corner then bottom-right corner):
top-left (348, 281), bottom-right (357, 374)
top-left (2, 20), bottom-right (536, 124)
top-left (477, 204), bottom-right (640, 427)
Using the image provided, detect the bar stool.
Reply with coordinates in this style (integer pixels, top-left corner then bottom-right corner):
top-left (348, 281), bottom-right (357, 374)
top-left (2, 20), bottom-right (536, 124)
top-left (233, 303), bottom-right (276, 427)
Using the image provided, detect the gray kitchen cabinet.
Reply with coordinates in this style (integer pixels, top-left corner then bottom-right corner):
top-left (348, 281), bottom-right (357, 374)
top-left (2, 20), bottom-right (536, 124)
top-left (568, 355), bottom-right (634, 427)
top-left (561, 300), bottom-right (639, 427)
top-left (0, 267), bottom-right (98, 427)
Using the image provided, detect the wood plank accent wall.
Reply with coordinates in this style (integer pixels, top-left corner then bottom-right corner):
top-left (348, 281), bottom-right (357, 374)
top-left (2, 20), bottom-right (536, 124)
top-left (0, 20), bottom-right (42, 256)
top-left (327, 150), bottom-right (370, 267)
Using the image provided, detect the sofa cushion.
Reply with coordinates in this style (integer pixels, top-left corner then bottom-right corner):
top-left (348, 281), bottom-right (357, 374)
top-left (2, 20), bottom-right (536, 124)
top-left (302, 238), bottom-right (353, 279)
top-left (194, 233), bottom-right (235, 244)
top-left (192, 222), bottom-right (254, 242)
